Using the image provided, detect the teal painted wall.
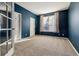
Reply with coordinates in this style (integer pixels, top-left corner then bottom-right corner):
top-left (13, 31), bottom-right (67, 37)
top-left (69, 2), bottom-right (79, 53)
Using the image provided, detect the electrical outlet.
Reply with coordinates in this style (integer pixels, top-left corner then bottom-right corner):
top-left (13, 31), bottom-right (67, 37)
top-left (62, 34), bottom-right (64, 36)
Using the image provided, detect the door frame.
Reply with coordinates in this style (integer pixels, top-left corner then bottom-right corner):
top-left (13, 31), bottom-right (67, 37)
top-left (14, 12), bottom-right (22, 41)
top-left (30, 17), bottom-right (35, 37)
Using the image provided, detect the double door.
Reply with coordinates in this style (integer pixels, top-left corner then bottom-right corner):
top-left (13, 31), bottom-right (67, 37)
top-left (0, 2), bottom-right (14, 56)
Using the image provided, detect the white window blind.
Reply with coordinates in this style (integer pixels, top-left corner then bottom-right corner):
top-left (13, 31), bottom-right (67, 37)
top-left (40, 12), bottom-right (59, 32)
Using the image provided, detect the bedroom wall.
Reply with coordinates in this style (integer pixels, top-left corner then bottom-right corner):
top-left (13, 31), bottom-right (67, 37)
top-left (69, 2), bottom-right (79, 53)
top-left (36, 10), bottom-right (68, 37)
top-left (14, 3), bottom-right (69, 38)
top-left (14, 4), bottom-right (38, 38)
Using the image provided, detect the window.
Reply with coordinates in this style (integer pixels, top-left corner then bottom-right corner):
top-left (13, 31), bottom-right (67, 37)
top-left (40, 12), bottom-right (59, 32)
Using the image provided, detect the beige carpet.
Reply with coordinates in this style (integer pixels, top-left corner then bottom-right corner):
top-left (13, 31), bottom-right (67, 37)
top-left (14, 35), bottom-right (77, 56)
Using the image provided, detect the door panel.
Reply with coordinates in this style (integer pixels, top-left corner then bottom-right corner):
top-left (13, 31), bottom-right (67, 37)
top-left (14, 12), bottom-right (22, 41)
top-left (0, 2), bottom-right (14, 56)
top-left (30, 17), bottom-right (35, 37)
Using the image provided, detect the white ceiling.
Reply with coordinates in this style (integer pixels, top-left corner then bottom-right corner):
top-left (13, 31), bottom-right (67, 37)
top-left (16, 2), bottom-right (71, 15)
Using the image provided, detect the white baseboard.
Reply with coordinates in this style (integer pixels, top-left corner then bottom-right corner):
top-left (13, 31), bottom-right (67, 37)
top-left (14, 36), bottom-right (35, 44)
top-left (14, 38), bottom-right (31, 44)
top-left (5, 48), bottom-right (14, 56)
top-left (5, 37), bottom-right (31, 56)
top-left (68, 39), bottom-right (79, 56)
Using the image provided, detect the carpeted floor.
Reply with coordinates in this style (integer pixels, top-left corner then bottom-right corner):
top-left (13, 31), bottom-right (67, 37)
top-left (14, 35), bottom-right (77, 56)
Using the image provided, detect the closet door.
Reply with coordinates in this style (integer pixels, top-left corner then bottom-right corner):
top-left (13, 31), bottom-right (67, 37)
top-left (30, 17), bottom-right (35, 37)
top-left (14, 12), bottom-right (22, 41)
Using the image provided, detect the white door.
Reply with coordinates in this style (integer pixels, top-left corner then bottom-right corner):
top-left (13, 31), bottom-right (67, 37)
top-left (30, 17), bottom-right (35, 37)
top-left (14, 12), bottom-right (22, 41)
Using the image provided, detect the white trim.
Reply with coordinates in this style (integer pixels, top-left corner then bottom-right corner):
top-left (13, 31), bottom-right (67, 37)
top-left (0, 13), bottom-right (12, 20)
top-left (14, 35), bottom-right (36, 44)
top-left (14, 38), bottom-right (31, 43)
top-left (0, 28), bottom-right (12, 30)
top-left (11, 2), bottom-right (15, 56)
top-left (5, 48), bottom-right (14, 56)
top-left (14, 12), bottom-right (22, 41)
top-left (0, 39), bottom-right (12, 46)
top-left (30, 17), bottom-right (35, 37)
top-left (68, 39), bottom-right (79, 56)
top-left (19, 13), bottom-right (22, 40)
top-left (0, 2), bottom-right (14, 56)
